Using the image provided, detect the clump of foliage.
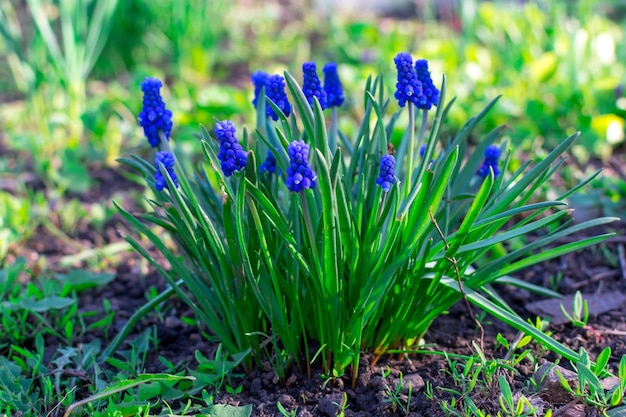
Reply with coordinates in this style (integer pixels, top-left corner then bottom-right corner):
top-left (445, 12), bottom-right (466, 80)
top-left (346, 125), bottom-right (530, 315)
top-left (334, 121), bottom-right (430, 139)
top-left (119, 53), bottom-right (616, 385)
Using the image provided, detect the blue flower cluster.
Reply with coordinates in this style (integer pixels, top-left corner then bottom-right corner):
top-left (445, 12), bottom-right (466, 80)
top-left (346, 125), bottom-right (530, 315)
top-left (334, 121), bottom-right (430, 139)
top-left (286, 141), bottom-right (316, 192)
top-left (252, 62), bottom-right (344, 120)
top-left (138, 77), bottom-right (173, 147)
top-left (251, 70), bottom-right (269, 108)
top-left (376, 154), bottom-right (396, 192)
top-left (154, 151), bottom-right (178, 191)
top-left (302, 62), bottom-right (327, 109)
top-left (477, 145), bottom-right (502, 178)
top-left (215, 120), bottom-right (248, 177)
top-left (323, 62), bottom-right (344, 108)
top-left (260, 149), bottom-right (279, 174)
top-left (414, 59), bottom-right (440, 110)
top-left (265, 74), bottom-right (292, 121)
top-left (394, 52), bottom-right (422, 108)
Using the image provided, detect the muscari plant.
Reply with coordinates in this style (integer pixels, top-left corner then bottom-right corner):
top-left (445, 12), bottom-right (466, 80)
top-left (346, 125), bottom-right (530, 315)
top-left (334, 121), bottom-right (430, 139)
top-left (118, 54), bottom-right (617, 385)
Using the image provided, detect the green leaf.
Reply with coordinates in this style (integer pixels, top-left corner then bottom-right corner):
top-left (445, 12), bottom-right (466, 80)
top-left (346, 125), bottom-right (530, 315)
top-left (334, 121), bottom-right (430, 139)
top-left (494, 276), bottom-right (562, 298)
top-left (595, 347), bottom-right (611, 377)
top-left (284, 71), bottom-right (314, 138)
top-left (498, 234), bottom-right (614, 276)
top-left (4, 296), bottom-right (76, 312)
top-left (498, 375), bottom-right (514, 410)
top-left (441, 277), bottom-right (580, 362)
top-left (56, 269), bottom-right (115, 295)
top-left (577, 362), bottom-right (603, 393)
top-left (63, 374), bottom-right (194, 417)
top-left (137, 381), bottom-right (162, 401)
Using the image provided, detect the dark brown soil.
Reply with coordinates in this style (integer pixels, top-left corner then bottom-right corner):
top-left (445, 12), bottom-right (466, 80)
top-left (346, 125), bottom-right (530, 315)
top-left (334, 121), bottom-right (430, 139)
top-left (3, 164), bottom-right (626, 417)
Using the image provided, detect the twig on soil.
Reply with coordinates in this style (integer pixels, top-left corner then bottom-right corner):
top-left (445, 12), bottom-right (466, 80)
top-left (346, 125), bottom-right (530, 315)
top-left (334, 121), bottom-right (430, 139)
top-left (551, 396), bottom-right (583, 417)
top-left (594, 328), bottom-right (626, 336)
top-left (583, 325), bottom-right (603, 344)
top-left (571, 269), bottom-right (620, 290)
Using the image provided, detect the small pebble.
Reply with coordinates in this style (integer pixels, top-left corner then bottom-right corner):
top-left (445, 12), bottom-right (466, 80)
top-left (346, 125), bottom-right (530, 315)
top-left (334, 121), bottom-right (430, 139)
top-left (401, 373), bottom-right (425, 392)
top-left (250, 378), bottom-right (261, 395)
top-left (164, 316), bottom-right (181, 328)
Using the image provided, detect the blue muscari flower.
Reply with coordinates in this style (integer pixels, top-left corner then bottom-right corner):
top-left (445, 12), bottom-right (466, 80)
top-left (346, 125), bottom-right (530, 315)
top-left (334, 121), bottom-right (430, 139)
top-left (286, 140), bottom-right (316, 192)
top-left (138, 77), bottom-right (173, 148)
top-left (376, 154), bottom-right (396, 192)
top-left (215, 120), bottom-right (247, 177)
top-left (251, 70), bottom-right (269, 107)
top-left (477, 145), bottom-right (502, 178)
top-left (260, 149), bottom-right (280, 174)
top-left (154, 151), bottom-right (178, 191)
top-left (265, 74), bottom-right (292, 121)
top-left (394, 52), bottom-right (422, 108)
top-left (302, 62), bottom-right (327, 109)
top-left (419, 144), bottom-right (427, 158)
top-left (323, 62), bottom-right (344, 108)
top-left (414, 59), bottom-right (440, 110)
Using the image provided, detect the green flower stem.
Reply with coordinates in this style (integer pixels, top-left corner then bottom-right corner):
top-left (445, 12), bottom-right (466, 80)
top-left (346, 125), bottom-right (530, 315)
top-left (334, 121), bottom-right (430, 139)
top-left (417, 109), bottom-right (428, 149)
top-left (330, 107), bottom-right (338, 153)
top-left (158, 131), bottom-right (172, 153)
top-left (404, 103), bottom-right (416, 196)
top-left (299, 191), bottom-right (328, 369)
top-left (300, 192), bottom-right (321, 276)
top-left (377, 192), bottom-right (387, 224)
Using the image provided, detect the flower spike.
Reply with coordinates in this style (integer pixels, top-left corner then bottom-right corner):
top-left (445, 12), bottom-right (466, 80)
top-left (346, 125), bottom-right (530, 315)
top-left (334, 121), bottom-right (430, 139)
top-left (260, 149), bottom-right (280, 175)
top-left (286, 141), bottom-right (316, 192)
top-left (265, 74), bottom-right (292, 121)
top-left (376, 154), bottom-right (396, 192)
top-left (251, 70), bottom-right (269, 107)
top-left (138, 77), bottom-right (173, 147)
top-left (323, 62), bottom-right (344, 108)
top-left (302, 62), bottom-right (327, 109)
top-left (394, 52), bottom-right (422, 108)
top-left (477, 145), bottom-right (502, 178)
top-left (215, 120), bottom-right (248, 177)
top-left (154, 151), bottom-right (178, 191)
top-left (415, 59), bottom-right (440, 110)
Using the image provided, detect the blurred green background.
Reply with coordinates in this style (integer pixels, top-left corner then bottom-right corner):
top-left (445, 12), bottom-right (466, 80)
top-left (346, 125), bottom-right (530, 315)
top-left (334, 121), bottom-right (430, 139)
top-left (0, 0), bottom-right (625, 262)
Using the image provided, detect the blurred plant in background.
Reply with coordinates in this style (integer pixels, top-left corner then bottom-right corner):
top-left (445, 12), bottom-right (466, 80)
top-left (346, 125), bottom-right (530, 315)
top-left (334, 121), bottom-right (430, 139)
top-left (0, 0), bottom-right (120, 192)
top-left (324, 0), bottom-right (626, 160)
top-left (0, 0), bottom-right (623, 265)
top-left (456, 0), bottom-right (626, 160)
top-left (2, 0), bottom-right (624, 192)
top-left (99, 0), bottom-right (230, 83)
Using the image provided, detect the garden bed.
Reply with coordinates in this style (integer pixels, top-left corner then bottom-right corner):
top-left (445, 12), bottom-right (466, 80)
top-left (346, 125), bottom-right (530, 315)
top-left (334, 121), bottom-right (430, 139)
top-left (5, 165), bottom-right (625, 416)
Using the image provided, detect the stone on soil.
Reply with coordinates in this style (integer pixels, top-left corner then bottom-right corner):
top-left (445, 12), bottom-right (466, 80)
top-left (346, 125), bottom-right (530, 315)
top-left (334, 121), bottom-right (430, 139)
top-left (534, 362), bottom-right (578, 404)
top-left (400, 373), bottom-right (425, 393)
top-left (318, 392), bottom-right (346, 416)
